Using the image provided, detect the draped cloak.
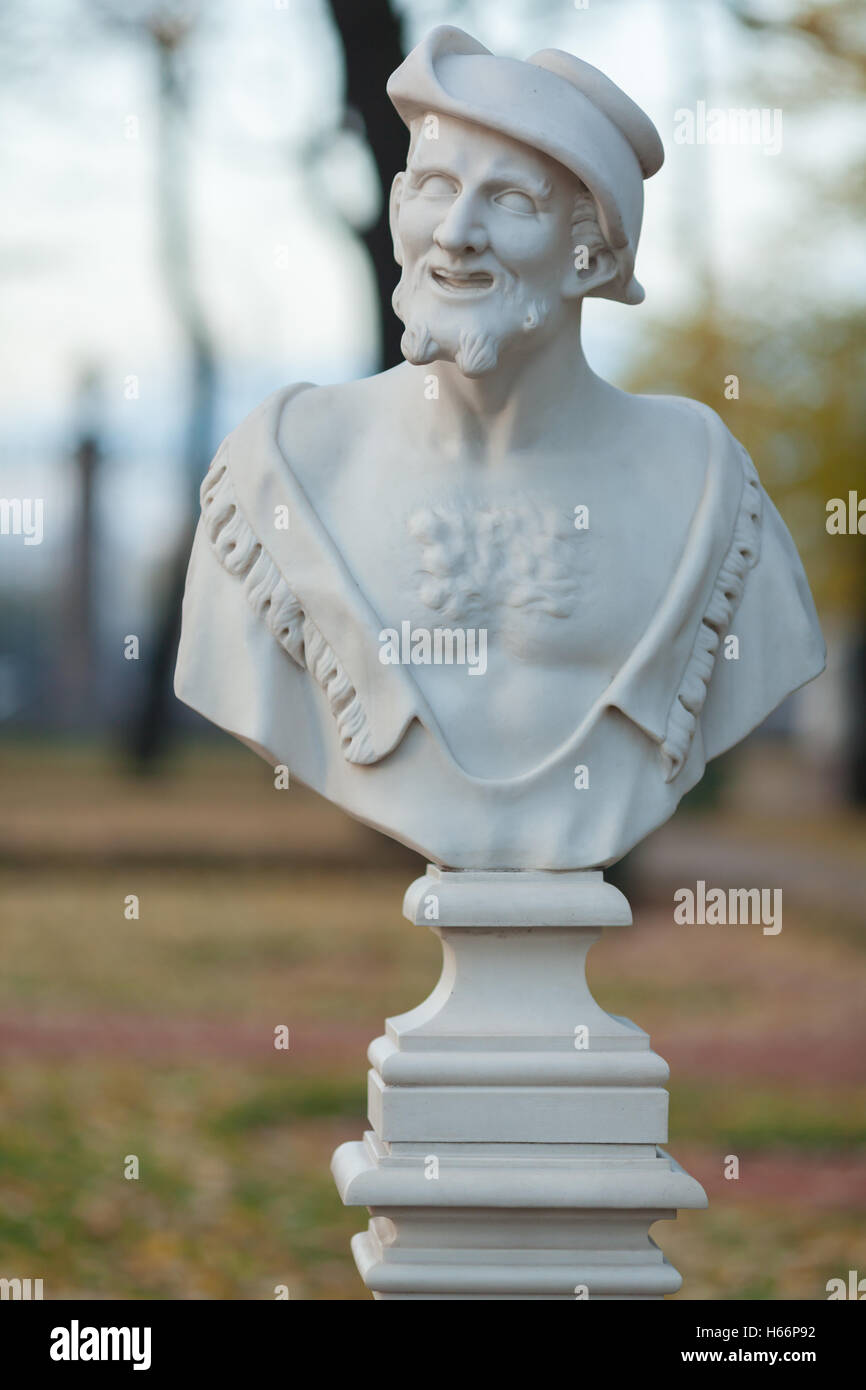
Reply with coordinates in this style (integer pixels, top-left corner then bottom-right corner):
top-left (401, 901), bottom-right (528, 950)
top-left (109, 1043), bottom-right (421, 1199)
top-left (174, 384), bottom-right (825, 869)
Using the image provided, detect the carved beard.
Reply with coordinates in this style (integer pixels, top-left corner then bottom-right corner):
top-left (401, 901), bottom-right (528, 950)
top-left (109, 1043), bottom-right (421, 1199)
top-left (393, 259), bottom-right (551, 378)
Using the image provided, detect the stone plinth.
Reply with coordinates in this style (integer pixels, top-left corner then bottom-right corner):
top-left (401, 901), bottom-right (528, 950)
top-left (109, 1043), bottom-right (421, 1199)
top-left (332, 867), bottom-right (707, 1300)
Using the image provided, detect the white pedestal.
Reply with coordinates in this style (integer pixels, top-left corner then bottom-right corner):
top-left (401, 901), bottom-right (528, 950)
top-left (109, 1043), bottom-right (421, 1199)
top-left (332, 867), bottom-right (706, 1299)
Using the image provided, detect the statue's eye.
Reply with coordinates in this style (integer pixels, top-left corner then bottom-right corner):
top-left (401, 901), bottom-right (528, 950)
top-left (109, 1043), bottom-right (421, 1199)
top-left (418, 174), bottom-right (459, 196)
top-left (494, 189), bottom-right (536, 214)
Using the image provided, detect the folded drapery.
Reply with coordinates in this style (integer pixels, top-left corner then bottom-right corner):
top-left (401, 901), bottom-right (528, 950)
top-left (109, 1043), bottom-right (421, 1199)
top-left (174, 383), bottom-right (824, 869)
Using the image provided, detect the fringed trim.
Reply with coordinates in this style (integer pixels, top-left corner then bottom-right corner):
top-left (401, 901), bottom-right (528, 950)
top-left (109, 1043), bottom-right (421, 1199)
top-left (660, 447), bottom-right (763, 782)
top-left (199, 450), bottom-right (378, 765)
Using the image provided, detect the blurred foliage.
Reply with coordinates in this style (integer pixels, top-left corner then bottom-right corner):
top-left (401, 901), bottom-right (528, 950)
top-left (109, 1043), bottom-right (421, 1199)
top-left (627, 0), bottom-right (866, 616)
top-left (627, 310), bottom-right (866, 611)
top-left (726, 0), bottom-right (866, 82)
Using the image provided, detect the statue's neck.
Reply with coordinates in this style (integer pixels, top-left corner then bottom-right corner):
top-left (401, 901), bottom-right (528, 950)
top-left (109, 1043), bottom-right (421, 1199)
top-left (414, 317), bottom-right (604, 460)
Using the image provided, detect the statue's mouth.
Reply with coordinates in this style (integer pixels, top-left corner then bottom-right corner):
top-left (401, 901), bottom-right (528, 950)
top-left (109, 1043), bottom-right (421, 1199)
top-left (430, 267), bottom-right (495, 294)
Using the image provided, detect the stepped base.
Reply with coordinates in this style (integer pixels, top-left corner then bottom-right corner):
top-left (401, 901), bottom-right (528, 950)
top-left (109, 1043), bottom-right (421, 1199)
top-left (332, 869), bottom-right (707, 1300)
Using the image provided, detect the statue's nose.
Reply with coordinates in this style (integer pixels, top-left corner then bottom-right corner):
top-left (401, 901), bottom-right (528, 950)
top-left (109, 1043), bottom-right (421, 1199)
top-left (433, 194), bottom-right (489, 256)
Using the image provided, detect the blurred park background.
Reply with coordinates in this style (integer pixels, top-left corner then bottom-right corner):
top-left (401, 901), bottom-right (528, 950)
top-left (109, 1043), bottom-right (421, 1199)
top-left (1, 0), bottom-right (865, 1299)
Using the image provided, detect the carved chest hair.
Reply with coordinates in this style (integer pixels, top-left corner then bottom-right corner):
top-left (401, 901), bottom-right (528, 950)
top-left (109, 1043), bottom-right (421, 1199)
top-left (405, 491), bottom-right (588, 635)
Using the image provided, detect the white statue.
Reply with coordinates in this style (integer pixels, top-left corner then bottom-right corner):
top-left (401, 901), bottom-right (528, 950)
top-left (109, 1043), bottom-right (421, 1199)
top-left (175, 26), bottom-right (823, 869)
top-left (174, 24), bottom-right (826, 1302)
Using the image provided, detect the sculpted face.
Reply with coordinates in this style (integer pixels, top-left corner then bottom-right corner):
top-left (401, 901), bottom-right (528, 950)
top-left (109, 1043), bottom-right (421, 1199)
top-left (391, 113), bottom-right (584, 376)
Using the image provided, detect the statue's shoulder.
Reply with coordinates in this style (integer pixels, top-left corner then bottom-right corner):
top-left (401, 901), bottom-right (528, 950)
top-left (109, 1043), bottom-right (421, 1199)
top-left (615, 393), bottom-right (759, 527)
top-left (273, 370), bottom-right (404, 495)
top-left (625, 390), bottom-right (745, 467)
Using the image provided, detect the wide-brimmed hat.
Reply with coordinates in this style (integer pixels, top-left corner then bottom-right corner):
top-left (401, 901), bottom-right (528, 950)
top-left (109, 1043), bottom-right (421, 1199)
top-left (387, 26), bottom-right (664, 305)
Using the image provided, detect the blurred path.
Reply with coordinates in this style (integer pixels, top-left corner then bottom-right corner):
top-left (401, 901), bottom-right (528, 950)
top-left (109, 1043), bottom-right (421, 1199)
top-left (2, 1000), bottom-right (866, 1083)
top-left (641, 819), bottom-right (865, 921)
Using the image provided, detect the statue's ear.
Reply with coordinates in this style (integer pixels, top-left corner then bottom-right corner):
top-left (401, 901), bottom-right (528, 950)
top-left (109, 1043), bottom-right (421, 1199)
top-left (389, 172), bottom-right (406, 266)
top-left (562, 246), bottom-right (617, 301)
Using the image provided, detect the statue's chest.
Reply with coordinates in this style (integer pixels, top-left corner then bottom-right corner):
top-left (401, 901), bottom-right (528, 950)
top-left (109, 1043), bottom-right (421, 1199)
top-left (304, 454), bottom-right (701, 775)
top-left (328, 476), bottom-right (680, 669)
top-left (395, 489), bottom-right (595, 660)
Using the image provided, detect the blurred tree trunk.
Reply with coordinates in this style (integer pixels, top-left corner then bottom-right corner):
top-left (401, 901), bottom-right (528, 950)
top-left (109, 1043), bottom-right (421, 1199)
top-left (848, 597), bottom-right (866, 804)
top-left (130, 15), bottom-right (217, 768)
top-left (60, 369), bottom-right (103, 730)
top-left (328, 0), bottom-right (406, 369)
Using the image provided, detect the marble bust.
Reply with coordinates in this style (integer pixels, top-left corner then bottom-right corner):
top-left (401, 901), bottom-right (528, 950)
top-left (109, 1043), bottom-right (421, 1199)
top-left (175, 25), bottom-right (824, 870)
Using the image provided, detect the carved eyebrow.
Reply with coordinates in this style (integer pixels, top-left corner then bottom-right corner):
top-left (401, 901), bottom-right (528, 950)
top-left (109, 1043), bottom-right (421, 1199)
top-left (407, 142), bottom-right (455, 172)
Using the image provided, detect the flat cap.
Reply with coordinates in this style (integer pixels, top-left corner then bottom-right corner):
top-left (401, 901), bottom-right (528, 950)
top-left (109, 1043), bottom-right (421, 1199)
top-left (387, 26), bottom-right (664, 305)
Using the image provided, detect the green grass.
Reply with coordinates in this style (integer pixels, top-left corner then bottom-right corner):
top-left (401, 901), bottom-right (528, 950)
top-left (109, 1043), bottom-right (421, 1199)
top-left (1, 1055), bottom-right (863, 1300)
top-left (0, 1060), bottom-right (365, 1300)
top-left (0, 743), bottom-right (864, 1300)
top-left (672, 1083), bottom-right (866, 1150)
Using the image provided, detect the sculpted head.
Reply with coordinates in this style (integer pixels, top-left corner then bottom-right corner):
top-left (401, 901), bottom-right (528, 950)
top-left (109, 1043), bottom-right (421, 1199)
top-left (390, 114), bottom-right (616, 376)
top-left (387, 26), bottom-right (665, 378)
